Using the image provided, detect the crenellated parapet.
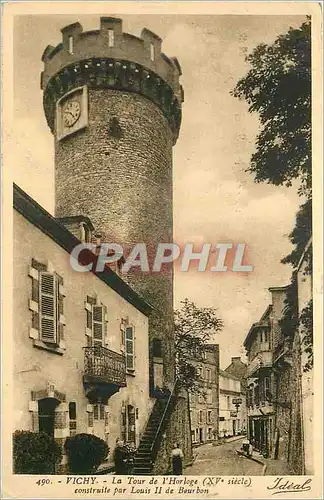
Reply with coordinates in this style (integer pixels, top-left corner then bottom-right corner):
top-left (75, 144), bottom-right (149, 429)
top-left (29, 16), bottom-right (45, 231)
top-left (41, 17), bottom-right (183, 142)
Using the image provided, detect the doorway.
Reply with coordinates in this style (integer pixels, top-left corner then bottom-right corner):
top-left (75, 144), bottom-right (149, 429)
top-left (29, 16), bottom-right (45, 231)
top-left (38, 398), bottom-right (60, 438)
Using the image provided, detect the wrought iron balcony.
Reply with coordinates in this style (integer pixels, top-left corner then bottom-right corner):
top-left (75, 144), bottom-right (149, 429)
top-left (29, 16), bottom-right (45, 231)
top-left (83, 346), bottom-right (127, 403)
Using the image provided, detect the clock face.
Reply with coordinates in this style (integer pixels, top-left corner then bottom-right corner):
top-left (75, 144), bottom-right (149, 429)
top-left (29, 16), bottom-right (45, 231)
top-left (63, 100), bottom-right (81, 127)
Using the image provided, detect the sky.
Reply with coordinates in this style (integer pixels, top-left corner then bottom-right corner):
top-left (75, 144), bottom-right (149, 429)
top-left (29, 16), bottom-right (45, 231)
top-left (11, 13), bottom-right (306, 368)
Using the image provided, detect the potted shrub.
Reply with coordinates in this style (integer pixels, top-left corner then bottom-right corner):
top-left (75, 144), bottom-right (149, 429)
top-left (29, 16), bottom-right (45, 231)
top-left (13, 430), bottom-right (62, 474)
top-left (64, 433), bottom-right (109, 475)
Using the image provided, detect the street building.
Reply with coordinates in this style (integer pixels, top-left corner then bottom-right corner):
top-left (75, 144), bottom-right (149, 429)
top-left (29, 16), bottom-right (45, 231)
top-left (189, 345), bottom-right (220, 445)
top-left (296, 238), bottom-right (313, 474)
top-left (224, 356), bottom-right (248, 436)
top-left (219, 370), bottom-right (247, 438)
top-left (245, 239), bottom-right (313, 474)
top-left (244, 305), bottom-right (276, 457)
top-left (224, 356), bottom-right (248, 391)
top-left (13, 185), bottom-right (152, 471)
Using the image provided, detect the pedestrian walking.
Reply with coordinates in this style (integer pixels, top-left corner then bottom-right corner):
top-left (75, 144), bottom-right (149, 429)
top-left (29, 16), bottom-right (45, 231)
top-left (171, 443), bottom-right (184, 475)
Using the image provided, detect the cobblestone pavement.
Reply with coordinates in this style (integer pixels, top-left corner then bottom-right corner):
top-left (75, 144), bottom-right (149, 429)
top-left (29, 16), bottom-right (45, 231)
top-left (185, 438), bottom-right (264, 476)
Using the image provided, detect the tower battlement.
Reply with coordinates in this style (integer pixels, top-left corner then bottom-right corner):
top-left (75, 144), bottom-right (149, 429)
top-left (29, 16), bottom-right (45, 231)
top-left (41, 17), bottom-right (183, 141)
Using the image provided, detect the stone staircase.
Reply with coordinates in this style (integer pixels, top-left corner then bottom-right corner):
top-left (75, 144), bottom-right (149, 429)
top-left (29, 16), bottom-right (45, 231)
top-left (133, 380), bottom-right (180, 475)
top-left (132, 398), bottom-right (168, 474)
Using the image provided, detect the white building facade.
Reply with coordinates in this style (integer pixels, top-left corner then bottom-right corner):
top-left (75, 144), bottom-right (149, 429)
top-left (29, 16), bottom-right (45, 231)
top-left (219, 370), bottom-right (246, 438)
top-left (13, 185), bottom-right (151, 470)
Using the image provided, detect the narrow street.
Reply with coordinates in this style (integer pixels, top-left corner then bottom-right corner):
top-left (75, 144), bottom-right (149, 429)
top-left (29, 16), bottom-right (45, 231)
top-left (185, 438), bottom-right (264, 476)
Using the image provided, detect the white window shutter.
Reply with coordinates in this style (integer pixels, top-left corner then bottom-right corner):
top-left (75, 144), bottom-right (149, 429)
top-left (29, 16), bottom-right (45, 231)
top-left (125, 326), bottom-right (134, 370)
top-left (39, 272), bottom-right (57, 344)
top-left (92, 305), bottom-right (104, 346)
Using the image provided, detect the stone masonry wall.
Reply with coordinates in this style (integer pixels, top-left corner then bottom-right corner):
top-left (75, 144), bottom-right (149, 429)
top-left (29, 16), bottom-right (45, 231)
top-left (152, 391), bottom-right (193, 475)
top-left (274, 366), bottom-right (291, 462)
top-left (288, 332), bottom-right (304, 474)
top-left (55, 88), bottom-right (175, 383)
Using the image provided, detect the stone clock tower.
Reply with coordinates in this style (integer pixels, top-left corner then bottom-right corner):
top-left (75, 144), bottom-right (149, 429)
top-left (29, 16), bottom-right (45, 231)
top-left (41, 17), bottom-right (183, 390)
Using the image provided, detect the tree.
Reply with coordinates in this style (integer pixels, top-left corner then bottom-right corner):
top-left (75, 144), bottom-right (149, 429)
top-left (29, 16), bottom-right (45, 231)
top-left (232, 18), bottom-right (312, 265)
top-left (233, 19), bottom-right (313, 365)
top-left (232, 18), bottom-right (311, 198)
top-left (281, 198), bottom-right (312, 269)
top-left (174, 299), bottom-right (223, 392)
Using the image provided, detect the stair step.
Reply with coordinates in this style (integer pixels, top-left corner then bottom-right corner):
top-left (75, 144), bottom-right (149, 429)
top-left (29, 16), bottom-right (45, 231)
top-left (132, 395), bottom-right (172, 475)
top-left (133, 469), bottom-right (152, 475)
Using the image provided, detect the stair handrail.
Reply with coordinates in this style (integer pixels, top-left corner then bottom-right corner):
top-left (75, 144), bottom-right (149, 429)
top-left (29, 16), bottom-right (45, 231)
top-left (150, 378), bottom-right (180, 460)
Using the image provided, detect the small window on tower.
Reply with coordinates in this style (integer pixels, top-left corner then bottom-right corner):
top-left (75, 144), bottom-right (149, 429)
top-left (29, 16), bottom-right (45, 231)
top-left (68, 36), bottom-right (74, 55)
top-left (150, 43), bottom-right (155, 62)
top-left (152, 338), bottom-right (162, 358)
top-left (108, 29), bottom-right (114, 48)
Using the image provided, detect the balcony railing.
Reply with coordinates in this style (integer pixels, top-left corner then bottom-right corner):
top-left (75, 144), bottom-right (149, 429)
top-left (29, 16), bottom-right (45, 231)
top-left (83, 346), bottom-right (127, 387)
top-left (246, 351), bottom-right (272, 377)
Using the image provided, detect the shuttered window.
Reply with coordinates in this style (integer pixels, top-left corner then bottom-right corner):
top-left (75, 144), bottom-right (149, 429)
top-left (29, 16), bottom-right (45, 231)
top-left (92, 306), bottom-right (104, 346)
top-left (93, 403), bottom-right (105, 421)
top-left (39, 272), bottom-right (58, 344)
top-left (125, 326), bottom-right (134, 370)
top-left (85, 297), bottom-right (107, 348)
